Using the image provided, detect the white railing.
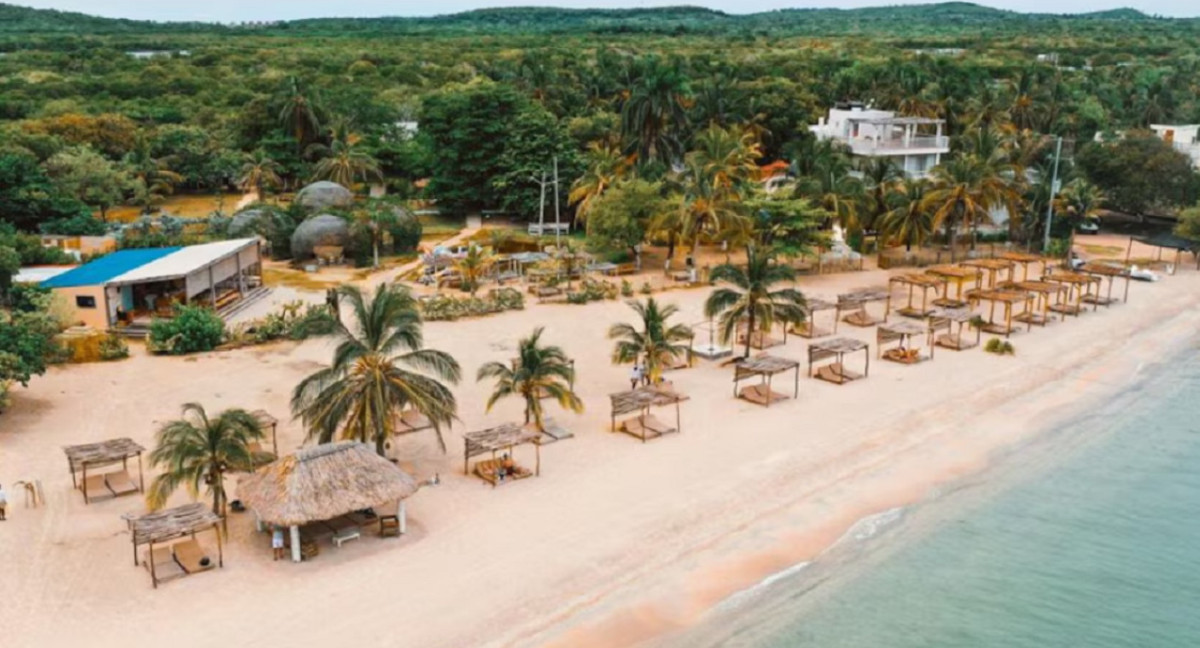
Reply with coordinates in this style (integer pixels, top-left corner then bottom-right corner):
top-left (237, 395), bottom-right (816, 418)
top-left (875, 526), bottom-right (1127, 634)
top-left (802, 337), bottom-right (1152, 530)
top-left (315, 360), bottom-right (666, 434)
top-left (849, 136), bottom-right (949, 155)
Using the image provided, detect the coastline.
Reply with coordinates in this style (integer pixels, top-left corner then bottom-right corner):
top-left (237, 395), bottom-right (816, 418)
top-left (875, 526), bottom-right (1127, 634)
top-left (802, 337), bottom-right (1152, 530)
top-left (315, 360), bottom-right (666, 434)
top-left (2, 258), bottom-right (1199, 648)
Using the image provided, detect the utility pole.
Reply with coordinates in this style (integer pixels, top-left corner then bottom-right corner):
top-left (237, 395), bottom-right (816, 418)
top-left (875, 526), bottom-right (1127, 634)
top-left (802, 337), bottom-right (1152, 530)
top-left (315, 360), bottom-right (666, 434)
top-left (1042, 136), bottom-right (1063, 254)
top-left (552, 156), bottom-right (562, 249)
top-left (537, 171), bottom-right (547, 240)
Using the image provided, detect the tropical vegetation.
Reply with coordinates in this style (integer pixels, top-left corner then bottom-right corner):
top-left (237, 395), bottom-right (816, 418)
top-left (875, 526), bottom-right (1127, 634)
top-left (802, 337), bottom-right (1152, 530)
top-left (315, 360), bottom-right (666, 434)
top-left (477, 327), bottom-right (582, 433)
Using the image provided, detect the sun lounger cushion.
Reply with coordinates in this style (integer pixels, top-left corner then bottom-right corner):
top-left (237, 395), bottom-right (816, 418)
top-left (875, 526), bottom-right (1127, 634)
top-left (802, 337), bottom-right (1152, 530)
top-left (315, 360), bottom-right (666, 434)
top-left (172, 539), bottom-right (214, 574)
top-left (83, 474), bottom-right (111, 500)
top-left (641, 414), bottom-right (676, 435)
top-left (843, 310), bottom-right (876, 327)
top-left (104, 469), bottom-right (138, 496)
top-left (143, 547), bottom-right (187, 581)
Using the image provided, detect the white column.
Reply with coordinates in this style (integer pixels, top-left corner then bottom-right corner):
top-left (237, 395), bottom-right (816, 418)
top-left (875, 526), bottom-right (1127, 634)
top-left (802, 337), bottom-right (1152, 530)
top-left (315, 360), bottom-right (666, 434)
top-left (290, 525), bottom-right (301, 563)
top-left (399, 502), bottom-right (407, 535)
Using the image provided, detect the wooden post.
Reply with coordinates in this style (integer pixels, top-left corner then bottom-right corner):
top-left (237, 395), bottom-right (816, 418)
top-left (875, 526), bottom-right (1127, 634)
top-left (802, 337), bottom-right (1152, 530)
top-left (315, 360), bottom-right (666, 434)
top-left (216, 522), bottom-right (224, 568)
top-left (82, 462), bottom-right (89, 505)
top-left (138, 453), bottom-right (145, 493)
top-left (132, 534), bottom-right (138, 566)
top-left (149, 539), bottom-right (157, 589)
top-left (290, 525), bottom-right (301, 563)
top-left (399, 502), bottom-right (407, 535)
top-left (69, 459), bottom-right (77, 489)
top-left (535, 443), bottom-right (541, 477)
top-left (209, 266), bottom-right (217, 308)
top-left (793, 364), bottom-right (799, 398)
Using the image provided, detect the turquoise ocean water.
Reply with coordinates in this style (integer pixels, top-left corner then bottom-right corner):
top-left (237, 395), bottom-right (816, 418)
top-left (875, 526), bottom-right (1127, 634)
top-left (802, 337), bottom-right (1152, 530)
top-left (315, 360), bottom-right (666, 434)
top-left (667, 346), bottom-right (1200, 648)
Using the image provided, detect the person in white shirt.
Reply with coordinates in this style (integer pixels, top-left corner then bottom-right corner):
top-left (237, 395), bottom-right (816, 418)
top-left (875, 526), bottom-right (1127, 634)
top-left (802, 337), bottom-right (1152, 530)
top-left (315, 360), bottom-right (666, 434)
top-left (630, 364), bottom-right (643, 390)
top-left (0, 483), bottom-right (8, 521)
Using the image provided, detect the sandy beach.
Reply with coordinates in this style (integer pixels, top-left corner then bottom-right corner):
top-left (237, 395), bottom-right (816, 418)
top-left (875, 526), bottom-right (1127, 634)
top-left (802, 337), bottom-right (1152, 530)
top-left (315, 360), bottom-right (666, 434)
top-left (2, 237), bottom-right (1198, 648)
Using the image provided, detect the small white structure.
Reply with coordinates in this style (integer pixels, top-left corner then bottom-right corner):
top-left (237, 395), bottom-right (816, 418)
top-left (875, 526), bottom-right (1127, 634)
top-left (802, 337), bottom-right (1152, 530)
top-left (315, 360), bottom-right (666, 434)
top-left (1149, 125), bottom-right (1200, 168)
top-left (810, 102), bottom-right (949, 178)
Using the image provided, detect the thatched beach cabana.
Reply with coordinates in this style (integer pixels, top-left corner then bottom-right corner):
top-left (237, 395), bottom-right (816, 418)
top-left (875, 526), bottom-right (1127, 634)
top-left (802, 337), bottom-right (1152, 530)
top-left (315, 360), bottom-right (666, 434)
top-left (926, 265), bottom-right (982, 308)
top-left (129, 503), bottom-right (223, 588)
top-left (733, 355), bottom-right (801, 406)
top-left (1130, 232), bottom-right (1197, 274)
top-left (960, 258), bottom-right (1015, 290)
top-left (973, 289), bottom-right (1033, 337)
top-left (610, 385), bottom-right (689, 440)
top-left (63, 438), bottom-right (145, 504)
top-left (249, 409), bottom-right (279, 463)
top-left (836, 287), bottom-right (890, 330)
top-left (1042, 270), bottom-right (1102, 316)
top-left (791, 298), bottom-right (836, 339)
top-left (930, 308), bottom-right (981, 351)
top-left (463, 424), bottom-right (543, 487)
top-left (877, 320), bottom-right (933, 364)
top-left (1079, 262), bottom-right (1132, 306)
top-left (1002, 280), bottom-right (1068, 326)
top-left (808, 337), bottom-right (870, 385)
top-left (998, 252), bottom-right (1049, 282)
top-left (889, 274), bottom-right (947, 319)
top-left (239, 442), bottom-right (420, 562)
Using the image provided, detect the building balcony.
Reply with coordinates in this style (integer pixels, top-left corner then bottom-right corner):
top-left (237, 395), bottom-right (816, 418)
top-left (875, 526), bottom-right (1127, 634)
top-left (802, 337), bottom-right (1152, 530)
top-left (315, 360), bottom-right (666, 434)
top-left (847, 136), bottom-right (950, 156)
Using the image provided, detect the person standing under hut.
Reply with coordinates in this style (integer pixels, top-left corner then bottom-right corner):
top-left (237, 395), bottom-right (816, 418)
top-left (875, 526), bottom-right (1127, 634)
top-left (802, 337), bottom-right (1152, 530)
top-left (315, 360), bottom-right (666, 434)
top-left (0, 483), bottom-right (8, 521)
top-left (272, 526), bottom-right (285, 561)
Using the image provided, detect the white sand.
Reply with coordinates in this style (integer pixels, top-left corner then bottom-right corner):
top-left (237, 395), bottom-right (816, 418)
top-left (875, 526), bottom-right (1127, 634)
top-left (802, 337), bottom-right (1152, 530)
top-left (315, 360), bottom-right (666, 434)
top-left (2, 238), bottom-right (1197, 648)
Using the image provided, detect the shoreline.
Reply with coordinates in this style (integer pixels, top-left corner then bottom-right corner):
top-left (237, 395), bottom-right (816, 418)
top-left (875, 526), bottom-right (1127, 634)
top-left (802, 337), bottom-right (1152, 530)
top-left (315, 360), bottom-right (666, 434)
top-left (3, 248), bottom-right (1199, 648)
top-left (524, 278), bottom-right (1200, 648)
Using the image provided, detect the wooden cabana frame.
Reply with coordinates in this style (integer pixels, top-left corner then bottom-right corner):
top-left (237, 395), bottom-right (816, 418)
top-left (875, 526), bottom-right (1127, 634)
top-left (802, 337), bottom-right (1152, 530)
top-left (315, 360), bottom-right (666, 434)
top-left (736, 320), bottom-right (786, 350)
top-left (250, 409), bottom-right (279, 459)
top-left (998, 252), bottom-right (1049, 282)
top-left (926, 265), bottom-right (982, 308)
top-left (609, 385), bottom-right (688, 441)
top-left (835, 287), bottom-right (891, 330)
top-left (808, 337), bottom-right (870, 385)
top-left (930, 308), bottom-right (981, 351)
top-left (129, 503), bottom-right (223, 589)
top-left (791, 298), bottom-right (836, 339)
top-left (1079, 262), bottom-right (1132, 306)
top-left (877, 320), bottom-right (933, 363)
top-left (1002, 281), bottom-right (1069, 326)
top-left (973, 289), bottom-right (1033, 337)
top-left (63, 438), bottom-right (145, 505)
top-left (1042, 270), bottom-right (1102, 316)
top-left (463, 424), bottom-right (542, 487)
top-left (888, 274), bottom-right (947, 319)
top-left (960, 258), bottom-right (1015, 291)
top-left (1130, 233), bottom-right (1198, 275)
top-left (732, 355), bottom-right (801, 407)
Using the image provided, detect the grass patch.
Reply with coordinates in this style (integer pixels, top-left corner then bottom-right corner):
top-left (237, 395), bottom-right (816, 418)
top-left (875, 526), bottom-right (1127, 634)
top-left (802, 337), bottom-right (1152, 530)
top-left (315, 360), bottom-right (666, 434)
top-left (263, 267), bottom-right (343, 291)
top-left (1080, 244), bottom-right (1124, 257)
top-left (104, 193), bottom-right (244, 223)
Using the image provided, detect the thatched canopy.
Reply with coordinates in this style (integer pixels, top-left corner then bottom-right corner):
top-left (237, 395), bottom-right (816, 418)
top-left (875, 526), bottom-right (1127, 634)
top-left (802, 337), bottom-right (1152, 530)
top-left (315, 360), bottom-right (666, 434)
top-left (296, 181), bottom-right (354, 213)
top-left (998, 252), bottom-right (1045, 264)
top-left (803, 298), bottom-right (836, 314)
top-left (838, 287), bottom-right (890, 305)
top-left (64, 437), bottom-right (144, 470)
top-left (1003, 280), bottom-right (1067, 295)
top-left (131, 503), bottom-right (221, 547)
top-left (927, 265), bottom-right (982, 280)
top-left (890, 274), bottom-right (945, 289)
top-left (879, 320), bottom-right (927, 336)
top-left (291, 214), bottom-right (350, 260)
top-left (238, 442), bottom-right (419, 527)
top-left (960, 258), bottom-right (1014, 272)
top-left (974, 289), bottom-right (1028, 304)
top-left (1043, 271), bottom-right (1101, 286)
top-left (463, 424), bottom-right (541, 458)
top-left (1079, 262), bottom-right (1127, 277)
top-left (736, 355), bottom-right (800, 376)
top-left (810, 337), bottom-right (869, 354)
top-left (610, 386), bottom-right (688, 418)
top-left (930, 307), bottom-right (978, 323)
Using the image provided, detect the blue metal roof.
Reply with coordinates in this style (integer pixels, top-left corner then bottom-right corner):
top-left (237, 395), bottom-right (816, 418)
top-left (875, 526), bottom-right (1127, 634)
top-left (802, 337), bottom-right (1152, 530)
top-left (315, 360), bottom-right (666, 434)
top-left (41, 247), bottom-right (182, 289)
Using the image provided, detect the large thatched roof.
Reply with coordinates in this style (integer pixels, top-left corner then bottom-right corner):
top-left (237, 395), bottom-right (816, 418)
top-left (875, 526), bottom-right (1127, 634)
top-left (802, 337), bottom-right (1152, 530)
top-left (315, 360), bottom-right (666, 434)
top-left (238, 442), bottom-right (418, 526)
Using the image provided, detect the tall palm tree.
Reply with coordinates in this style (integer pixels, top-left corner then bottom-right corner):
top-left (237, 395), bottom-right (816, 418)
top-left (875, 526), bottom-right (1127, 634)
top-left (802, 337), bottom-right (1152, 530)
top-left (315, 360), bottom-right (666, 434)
top-left (238, 150), bottom-right (283, 200)
top-left (291, 284), bottom-right (461, 455)
top-left (454, 245), bottom-right (495, 296)
top-left (570, 142), bottom-right (629, 234)
top-left (856, 156), bottom-right (904, 236)
top-left (125, 135), bottom-right (183, 214)
top-left (353, 201), bottom-right (398, 269)
top-left (879, 178), bottom-right (935, 253)
top-left (1053, 179), bottom-right (1105, 257)
top-left (704, 246), bottom-right (807, 358)
top-left (477, 327), bottom-right (582, 433)
top-left (608, 298), bottom-right (694, 385)
top-left (310, 138), bottom-right (383, 189)
top-left (147, 403), bottom-right (264, 519)
top-left (277, 76), bottom-right (324, 150)
top-left (621, 55), bottom-right (691, 166)
top-left (670, 126), bottom-right (761, 259)
top-left (925, 155), bottom-right (1003, 261)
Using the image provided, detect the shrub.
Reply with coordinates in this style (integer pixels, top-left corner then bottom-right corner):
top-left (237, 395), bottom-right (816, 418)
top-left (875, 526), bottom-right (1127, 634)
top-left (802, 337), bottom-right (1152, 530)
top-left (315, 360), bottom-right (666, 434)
top-left (419, 287), bottom-right (524, 321)
top-left (620, 279), bottom-right (634, 298)
top-left (984, 338), bottom-right (1016, 355)
top-left (231, 301), bottom-right (337, 345)
top-left (98, 332), bottom-right (129, 360)
top-left (640, 281), bottom-right (653, 295)
top-left (148, 305), bottom-right (225, 354)
top-left (567, 278), bottom-right (618, 305)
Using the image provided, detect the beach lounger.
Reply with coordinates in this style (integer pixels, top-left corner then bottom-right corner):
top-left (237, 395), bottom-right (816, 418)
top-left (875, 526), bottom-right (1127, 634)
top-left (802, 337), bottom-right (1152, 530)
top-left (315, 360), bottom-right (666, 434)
top-left (738, 384), bottom-right (786, 405)
top-left (641, 414), bottom-right (677, 436)
top-left (323, 516), bottom-right (362, 548)
top-left (842, 309), bottom-right (877, 328)
top-left (883, 348), bottom-right (923, 365)
top-left (82, 473), bottom-right (112, 502)
top-left (474, 458), bottom-right (532, 486)
top-left (620, 417), bottom-right (650, 439)
top-left (142, 546), bottom-right (187, 582)
top-left (172, 539), bottom-right (215, 575)
top-left (535, 418), bottom-right (574, 444)
top-left (104, 469), bottom-right (139, 496)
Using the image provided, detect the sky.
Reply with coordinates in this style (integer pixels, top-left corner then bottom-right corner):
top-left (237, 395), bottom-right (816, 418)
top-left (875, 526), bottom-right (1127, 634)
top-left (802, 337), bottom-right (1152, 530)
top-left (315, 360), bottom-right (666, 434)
top-left (12, 0), bottom-right (1200, 21)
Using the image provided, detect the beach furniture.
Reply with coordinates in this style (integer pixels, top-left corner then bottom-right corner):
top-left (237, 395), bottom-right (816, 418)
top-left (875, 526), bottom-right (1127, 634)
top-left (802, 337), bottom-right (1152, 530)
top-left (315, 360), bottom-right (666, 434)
top-left (104, 469), bottom-right (139, 497)
top-left (129, 503), bottom-right (223, 588)
top-left (835, 287), bottom-right (890, 331)
top-left (960, 258), bottom-right (1015, 290)
top-left (732, 355), bottom-right (801, 407)
top-left (930, 308), bottom-right (981, 351)
top-left (889, 274), bottom-right (947, 319)
top-left (791, 298), bottom-right (836, 339)
top-left (926, 265), bottom-right (983, 308)
top-left (877, 320), bottom-right (932, 364)
top-left (610, 385), bottom-right (689, 441)
top-left (808, 337), bottom-right (870, 385)
top-left (534, 417), bottom-right (575, 445)
top-left (238, 442), bottom-right (420, 562)
top-left (63, 438), bottom-right (145, 504)
top-left (998, 252), bottom-right (1050, 282)
top-left (736, 324), bottom-right (783, 350)
top-left (1042, 269), bottom-right (1102, 316)
top-left (1079, 262), bottom-right (1133, 306)
top-left (463, 424), bottom-right (543, 486)
top-left (323, 515), bottom-right (362, 548)
top-left (972, 289), bottom-right (1033, 337)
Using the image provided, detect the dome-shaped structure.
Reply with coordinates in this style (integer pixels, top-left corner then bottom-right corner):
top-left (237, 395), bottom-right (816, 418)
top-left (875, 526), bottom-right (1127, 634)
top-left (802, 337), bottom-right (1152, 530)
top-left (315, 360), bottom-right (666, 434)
top-left (228, 208), bottom-right (272, 237)
top-left (295, 181), bottom-right (354, 214)
top-left (291, 214), bottom-right (350, 260)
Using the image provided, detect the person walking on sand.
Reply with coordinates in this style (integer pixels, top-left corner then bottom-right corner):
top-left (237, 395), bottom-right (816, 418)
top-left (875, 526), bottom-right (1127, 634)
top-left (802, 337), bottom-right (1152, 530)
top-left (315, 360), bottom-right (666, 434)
top-left (0, 483), bottom-right (8, 521)
top-left (272, 526), bottom-right (285, 561)
top-left (630, 363), bottom-right (643, 390)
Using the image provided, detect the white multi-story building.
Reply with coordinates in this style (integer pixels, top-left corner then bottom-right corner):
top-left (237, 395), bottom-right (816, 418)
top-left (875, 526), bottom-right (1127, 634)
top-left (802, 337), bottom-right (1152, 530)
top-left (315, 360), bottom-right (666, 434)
top-left (809, 102), bottom-right (950, 178)
top-left (1149, 124), bottom-right (1200, 168)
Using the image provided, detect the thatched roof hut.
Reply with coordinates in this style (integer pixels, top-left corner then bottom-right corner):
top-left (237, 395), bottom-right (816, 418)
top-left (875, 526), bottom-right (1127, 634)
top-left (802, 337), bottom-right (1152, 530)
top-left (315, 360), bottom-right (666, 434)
top-left (238, 442), bottom-right (418, 527)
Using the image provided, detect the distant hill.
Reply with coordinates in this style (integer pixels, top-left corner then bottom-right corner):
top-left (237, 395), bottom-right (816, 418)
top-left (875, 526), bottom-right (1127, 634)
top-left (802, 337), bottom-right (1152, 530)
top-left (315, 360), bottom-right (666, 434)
top-left (0, 2), bottom-right (1171, 36)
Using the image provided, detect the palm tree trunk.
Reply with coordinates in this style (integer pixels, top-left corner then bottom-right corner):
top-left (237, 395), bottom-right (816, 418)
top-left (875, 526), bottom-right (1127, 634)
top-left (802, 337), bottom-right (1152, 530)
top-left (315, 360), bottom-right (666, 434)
top-left (373, 239), bottom-right (380, 269)
top-left (745, 307), bottom-right (755, 358)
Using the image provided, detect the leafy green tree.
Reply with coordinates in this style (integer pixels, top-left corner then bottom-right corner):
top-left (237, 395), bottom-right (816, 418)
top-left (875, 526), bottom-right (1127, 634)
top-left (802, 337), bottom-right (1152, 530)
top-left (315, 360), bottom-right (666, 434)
top-left (744, 194), bottom-right (827, 259)
top-left (477, 326), bottom-right (582, 433)
top-left (0, 152), bottom-right (86, 232)
top-left (1176, 205), bottom-right (1200, 246)
top-left (44, 146), bottom-right (130, 221)
top-left (587, 178), bottom-right (667, 260)
top-left (124, 135), bottom-right (183, 214)
top-left (276, 77), bottom-right (326, 151)
top-left (1077, 135), bottom-right (1200, 217)
top-left (608, 298), bottom-right (693, 384)
top-left (352, 200), bottom-right (398, 269)
top-left (238, 150), bottom-right (283, 199)
top-left (0, 305), bottom-right (60, 388)
top-left (292, 284), bottom-right (460, 455)
top-left (1053, 178), bottom-right (1105, 254)
top-left (453, 245), bottom-right (495, 296)
top-left (0, 245), bottom-right (20, 300)
top-left (569, 142), bottom-right (628, 232)
top-left (704, 246), bottom-right (806, 358)
top-left (149, 305), bottom-right (226, 354)
top-left (146, 403), bottom-right (264, 518)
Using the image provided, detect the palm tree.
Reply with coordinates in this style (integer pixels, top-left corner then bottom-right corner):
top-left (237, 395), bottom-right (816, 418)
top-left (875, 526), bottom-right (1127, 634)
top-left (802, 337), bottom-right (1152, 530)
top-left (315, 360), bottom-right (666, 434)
top-left (125, 136), bottom-right (183, 214)
top-left (879, 178), bottom-right (935, 253)
top-left (925, 155), bottom-right (1003, 261)
top-left (570, 142), bottom-right (629, 234)
top-left (353, 201), bottom-right (397, 269)
top-left (856, 156), bottom-right (903, 235)
top-left (310, 137), bottom-right (383, 189)
top-left (291, 284), bottom-right (461, 455)
top-left (1053, 179), bottom-right (1105, 257)
top-left (454, 245), bottom-right (495, 296)
top-left (146, 403), bottom-right (264, 519)
top-left (670, 125), bottom-right (761, 260)
top-left (621, 55), bottom-right (691, 166)
top-left (477, 327), bottom-right (582, 433)
top-left (238, 150), bottom-right (283, 200)
top-left (704, 246), bottom-right (807, 358)
top-left (608, 298), bottom-right (694, 385)
top-left (276, 76), bottom-right (324, 150)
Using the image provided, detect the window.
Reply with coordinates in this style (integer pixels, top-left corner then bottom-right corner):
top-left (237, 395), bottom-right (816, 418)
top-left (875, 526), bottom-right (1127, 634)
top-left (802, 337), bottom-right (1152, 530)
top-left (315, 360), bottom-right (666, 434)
top-left (75, 295), bottom-right (97, 309)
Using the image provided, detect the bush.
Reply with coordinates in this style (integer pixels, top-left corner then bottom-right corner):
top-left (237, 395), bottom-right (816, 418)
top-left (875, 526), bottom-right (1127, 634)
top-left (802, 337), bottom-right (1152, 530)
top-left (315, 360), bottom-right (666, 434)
top-left (230, 301), bottom-right (337, 345)
top-left (640, 281), bottom-right (653, 295)
top-left (620, 279), bottom-right (634, 298)
top-left (148, 305), bottom-right (225, 354)
top-left (567, 277), bottom-right (618, 305)
top-left (419, 287), bottom-right (524, 321)
top-left (98, 332), bottom-right (129, 360)
top-left (984, 338), bottom-right (1015, 355)
top-left (389, 215), bottom-right (423, 253)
